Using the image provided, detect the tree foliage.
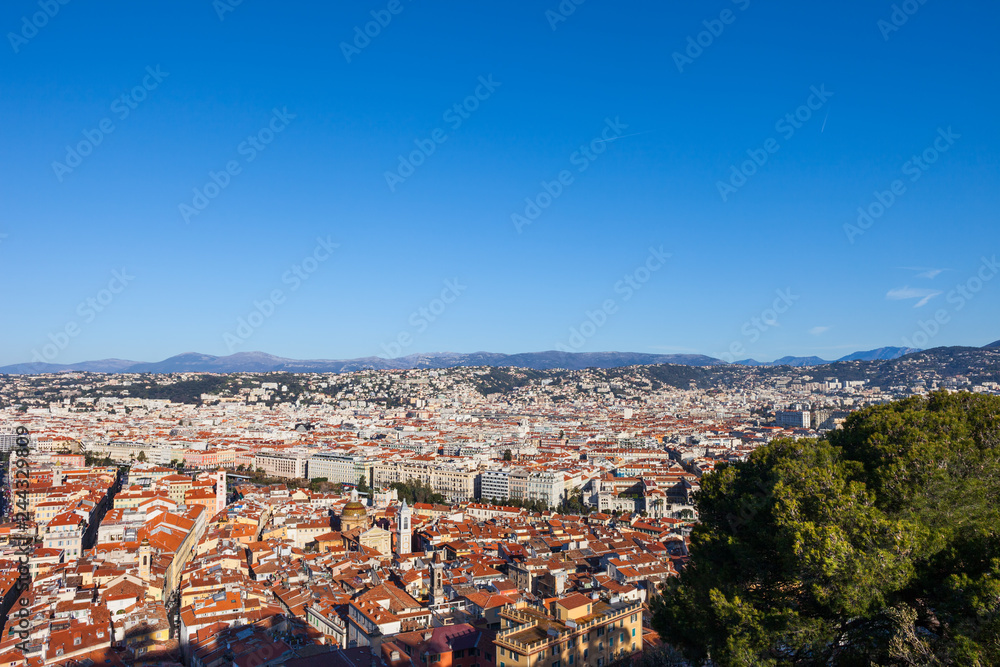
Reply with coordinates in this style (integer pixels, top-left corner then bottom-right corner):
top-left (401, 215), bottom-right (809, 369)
top-left (391, 478), bottom-right (446, 505)
top-left (652, 391), bottom-right (1000, 666)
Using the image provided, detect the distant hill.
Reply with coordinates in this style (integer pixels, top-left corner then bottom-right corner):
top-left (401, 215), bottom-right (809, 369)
top-left (772, 355), bottom-right (829, 367)
top-left (836, 346), bottom-right (920, 362)
top-left (0, 350), bottom-right (723, 375)
top-left (735, 347), bottom-right (919, 368)
top-left (985, 340), bottom-right (1000, 349)
top-left (0, 358), bottom-right (140, 374)
top-left (0, 344), bottom-right (950, 375)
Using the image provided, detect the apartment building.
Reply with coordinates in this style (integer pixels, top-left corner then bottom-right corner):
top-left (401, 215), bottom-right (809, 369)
top-left (481, 468), bottom-right (511, 501)
top-left (509, 469), bottom-right (565, 508)
top-left (43, 511), bottom-right (85, 560)
top-left (91, 440), bottom-right (174, 465)
top-left (775, 410), bottom-right (811, 429)
top-left (308, 453), bottom-right (374, 486)
top-left (0, 428), bottom-right (32, 452)
top-left (253, 452), bottom-right (308, 479)
top-left (373, 459), bottom-right (479, 502)
top-left (183, 449), bottom-right (236, 469)
top-left (495, 595), bottom-right (644, 667)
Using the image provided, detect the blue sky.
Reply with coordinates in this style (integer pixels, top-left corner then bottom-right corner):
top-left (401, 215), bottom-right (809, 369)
top-left (2, 0), bottom-right (998, 366)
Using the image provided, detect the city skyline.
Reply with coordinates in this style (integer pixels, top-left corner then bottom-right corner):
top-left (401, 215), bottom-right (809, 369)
top-left (3, 1), bottom-right (998, 367)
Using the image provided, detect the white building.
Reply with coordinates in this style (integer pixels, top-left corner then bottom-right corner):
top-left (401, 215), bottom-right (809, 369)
top-left (776, 410), bottom-right (811, 429)
top-left (509, 469), bottom-right (565, 508)
top-left (480, 468), bottom-right (511, 501)
top-left (308, 453), bottom-right (374, 486)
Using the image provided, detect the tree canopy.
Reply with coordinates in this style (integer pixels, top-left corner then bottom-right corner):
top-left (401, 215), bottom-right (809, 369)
top-left (390, 478), bottom-right (446, 505)
top-left (651, 391), bottom-right (1000, 666)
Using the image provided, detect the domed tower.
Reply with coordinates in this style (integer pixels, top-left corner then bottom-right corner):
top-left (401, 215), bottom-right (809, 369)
top-left (340, 495), bottom-right (368, 533)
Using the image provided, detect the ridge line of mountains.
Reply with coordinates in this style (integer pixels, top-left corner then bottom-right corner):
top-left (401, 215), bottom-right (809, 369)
top-left (3, 341), bottom-right (998, 375)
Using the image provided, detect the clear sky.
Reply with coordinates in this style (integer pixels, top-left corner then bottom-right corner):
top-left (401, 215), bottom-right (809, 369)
top-left (2, 0), bottom-right (998, 366)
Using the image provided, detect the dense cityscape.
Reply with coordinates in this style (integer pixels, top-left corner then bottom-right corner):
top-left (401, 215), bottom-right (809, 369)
top-left (1, 345), bottom-right (998, 665)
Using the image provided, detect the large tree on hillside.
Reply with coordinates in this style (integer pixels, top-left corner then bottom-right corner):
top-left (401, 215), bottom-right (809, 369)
top-left (651, 391), bottom-right (1000, 666)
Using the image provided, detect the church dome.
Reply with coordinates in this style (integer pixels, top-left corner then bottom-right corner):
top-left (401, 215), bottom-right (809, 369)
top-left (341, 500), bottom-right (367, 518)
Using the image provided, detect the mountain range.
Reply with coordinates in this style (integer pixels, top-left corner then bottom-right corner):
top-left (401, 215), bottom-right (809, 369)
top-left (0, 345), bottom-right (964, 375)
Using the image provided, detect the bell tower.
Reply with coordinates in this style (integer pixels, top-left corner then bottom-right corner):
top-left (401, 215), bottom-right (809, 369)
top-left (139, 537), bottom-right (152, 581)
top-left (215, 469), bottom-right (227, 515)
top-left (430, 551), bottom-right (445, 605)
top-left (397, 499), bottom-right (411, 556)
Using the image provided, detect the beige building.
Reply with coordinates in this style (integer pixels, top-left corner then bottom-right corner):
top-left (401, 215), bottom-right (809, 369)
top-left (253, 452), bottom-right (308, 479)
top-left (373, 460), bottom-right (478, 502)
top-left (495, 595), bottom-right (644, 667)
